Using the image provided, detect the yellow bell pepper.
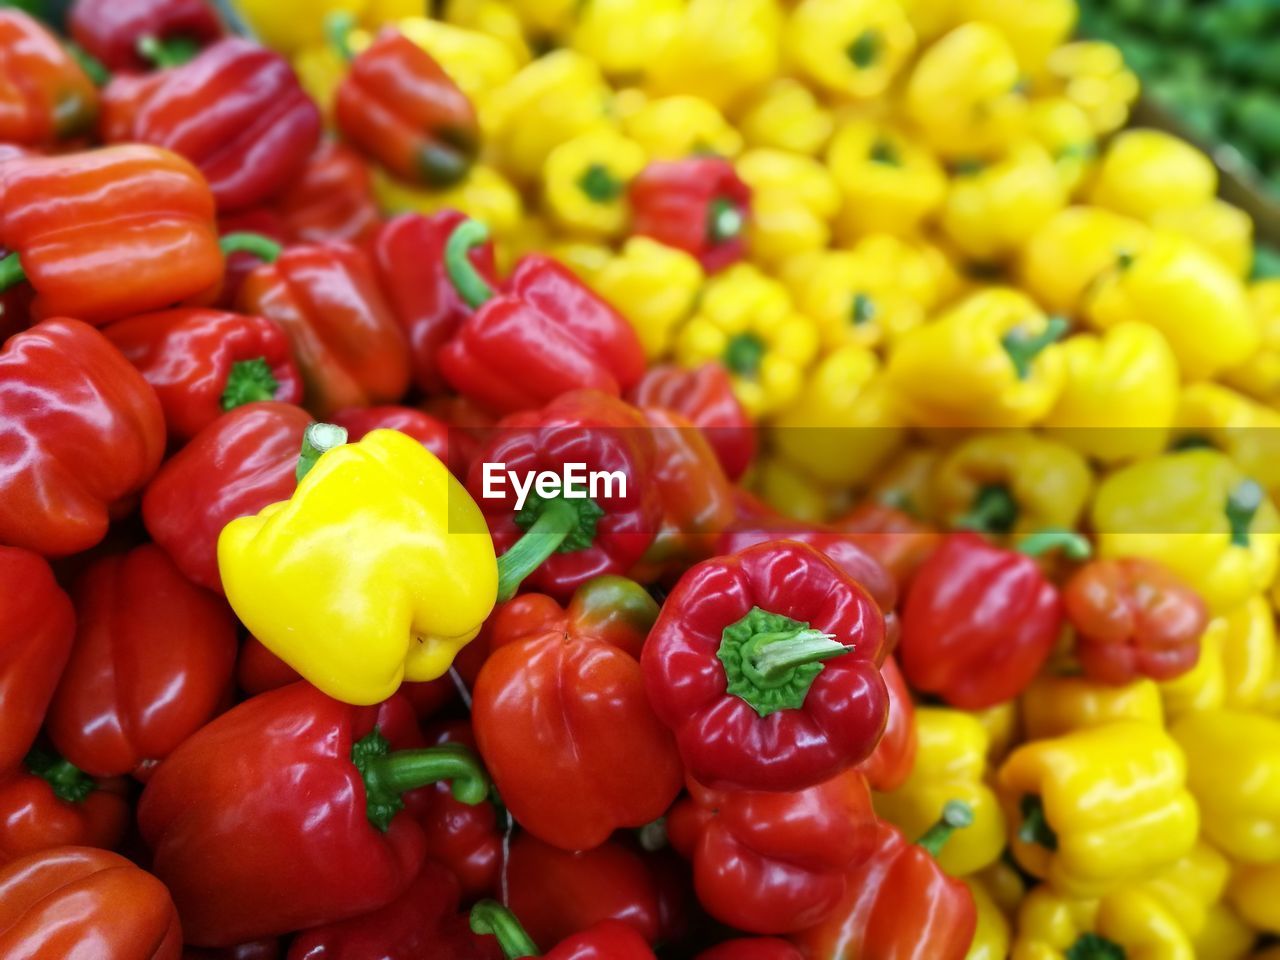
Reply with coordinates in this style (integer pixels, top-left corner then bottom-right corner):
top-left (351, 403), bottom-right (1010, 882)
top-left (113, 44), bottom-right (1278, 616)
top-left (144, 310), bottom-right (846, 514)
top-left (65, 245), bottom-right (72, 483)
top-left (568, 0), bottom-right (683, 80)
top-left (292, 41), bottom-right (349, 120)
top-left (504, 0), bottom-right (574, 36)
top-left (1021, 676), bottom-right (1164, 741)
top-left (373, 164), bottom-right (523, 241)
top-left (620, 92), bottom-right (743, 160)
top-left (393, 17), bottom-right (521, 105)
top-left (1088, 129), bottom-right (1217, 223)
top-left (645, 0), bottom-right (780, 110)
top-left (1159, 615), bottom-right (1228, 723)
top-left (218, 429), bottom-right (498, 705)
top-left (1196, 903), bottom-right (1257, 960)
top-left (674, 264), bottom-right (818, 418)
top-left (972, 701), bottom-right (1020, 766)
top-left (904, 22), bottom-right (1028, 160)
top-left (875, 707), bottom-right (1007, 876)
top-left (978, 858), bottom-right (1027, 918)
top-left (1225, 280), bottom-right (1280, 404)
top-left (965, 876), bottom-right (1012, 960)
top-left (736, 149), bottom-right (840, 267)
top-left (496, 217), bottom-right (555, 276)
top-left (540, 128), bottom-right (647, 239)
top-left (1175, 383), bottom-right (1280, 496)
top-left (748, 455), bottom-right (839, 525)
top-left (236, 0), bottom-right (363, 56)
top-left (1041, 321), bottom-right (1179, 465)
top-left (1012, 885), bottom-right (1194, 960)
top-left (783, 0), bottom-right (916, 101)
top-left (1018, 205), bottom-right (1150, 316)
top-left (899, 0), bottom-right (957, 41)
top-left (546, 240), bottom-right (614, 281)
top-left (442, 0), bottom-right (532, 65)
top-left (735, 78), bottom-right (835, 156)
top-left (1045, 41), bottom-right (1140, 136)
top-left (885, 287), bottom-right (1066, 429)
top-left (1084, 230), bottom-right (1259, 382)
top-left (1173, 709), bottom-right (1280, 864)
top-left (1151, 200), bottom-right (1253, 279)
top-left (1028, 97), bottom-right (1097, 194)
top-left (930, 431), bottom-right (1092, 536)
top-left (954, 0), bottom-right (1076, 78)
top-left (587, 237), bottom-right (703, 361)
top-left (866, 445), bottom-right (944, 522)
top-left (1092, 448), bottom-right (1280, 616)
top-left (998, 721), bottom-right (1199, 897)
top-left (769, 345), bottom-right (906, 488)
top-left (1135, 841), bottom-right (1232, 943)
top-left (826, 117), bottom-right (947, 240)
top-left (1230, 861), bottom-right (1280, 934)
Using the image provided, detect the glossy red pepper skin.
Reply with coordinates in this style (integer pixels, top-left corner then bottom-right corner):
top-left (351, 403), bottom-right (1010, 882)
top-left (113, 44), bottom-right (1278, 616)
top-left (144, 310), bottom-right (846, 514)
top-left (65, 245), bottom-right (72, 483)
top-left (46, 544), bottom-right (237, 780)
top-left (0, 319), bottom-right (166, 556)
top-left (0, 548), bottom-right (74, 770)
top-left (216, 208), bottom-right (289, 311)
top-left (0, 10), bottom-right (98, 146)
top-left (69, 0), bottom-right (223, 72)
top-left (643, 540), bottom-right (888, 793)
top-left (330, 405), bottom-right (451, 464)
top-left (1063, 557), bottom-right (1208, 684)
top-left (791, 820), bottom-right (977, 960)
top-left (0, 146), bottom-right (223, 324)
top-left (237, 243), bottom-right (411, 417)
top-left (142, 402), bottom-right (310, 593)
top-left (628, 363), bottom-right (755, 481)
top-left (138, 684), bottom-right (436, 946)
top-left (184, 943), bottom-right (280, 960)
top-left (629, 157), bottom-right (751, 273)
top-left (370, 210), bottom-right (496, 395)
top-left (696, 939), bottom-right (805, 960)
top-left (440, 259), bottom-right (646, 416)
top-left (276, 140), bottom-right (381, 247)
top-left (832, 503), bottom-right (941, 595)
top-left (103, 308), bottom-right (303, 442)
top-left (130, 39), bottom-right (320, 212)
top-left (0, 846), bottom-right (183, 959)
top-left (473, 577), bottom-right (682, 852)
top-left (899, 533), bottom-right (1063, 710)
top-left (98, 71), bottom-right (165, 143)
top-left (857, 657), bottom-right (916, 793)
top-left (0, 749), bottom-right (130, 864)
top-left (416, 722), bottom-right (501, 898)
top-left (544, 922), bottom-right (656, 960)
top-left (335, 30), bottom-right (478, 188)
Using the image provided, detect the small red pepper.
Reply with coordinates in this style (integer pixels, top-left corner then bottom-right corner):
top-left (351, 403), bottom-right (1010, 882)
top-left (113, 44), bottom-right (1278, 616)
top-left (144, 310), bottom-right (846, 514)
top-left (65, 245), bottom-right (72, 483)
top-left (0, 10), bottom-right (98, 147)
top-left (103, 308), bottom-right (303, 442)
top-left (857, 657), bottom-right (917, 793)
top-left (0, 746), bottom-right (130, 864)
top-left (370, 210), bottom-right (497, 395)
top-left (629, 157), bottom-right (751, 274)
top-left (0, 318), bottom-right (166, 557)
top-left (440, 220), bottom-right (646, 415)
top-left (335, 28), bottom-right (479, 188)
top-left (68, 0), bottom-right (223, 73)
top-left (129, 39), bottom-right (321, 212)
top-left (696, 940), bottom-right (805, 960)
top-left (628, 362), bottom-right (756, 481)
top-left (473, 577), bottom-right (682, 852)
top-left (667, 769), bottom-right (878, 934)
top-left (471, 901), bottom-right (655, 960)
top-left (236, 242), bottom-right (411, 417)
top-left (98, 70), bottom-right (165, 143)
top-left (900, 531), bottom-right (1085, 710)
top-left (141, 401), bottom-right (312, 593)
top-left (276, 140), bottom-right (381, 247)
top-left (0, 146), bottom-right (223, 325)
top-left (330, 405), bottom-right (451, 464)
top-left (138, 683), bottom-right (491, 946)
top-left (216, 210), bottom-right (289, 310)
top-left (832, 502), bottom-right (941, 595)
top-left (45, 544), bottom-right (238, 780)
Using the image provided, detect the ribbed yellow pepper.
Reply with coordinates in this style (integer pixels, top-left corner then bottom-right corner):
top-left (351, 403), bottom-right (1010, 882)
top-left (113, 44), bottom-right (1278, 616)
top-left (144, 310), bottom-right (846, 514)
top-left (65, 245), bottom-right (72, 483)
top-left (394, 17), bottom-right (521, 105)
top-left (292, 43), bottom-right (349, 120)
top-left (885, 287), bottom-right (1066, 429)
top-left (965, 876), bottom-right (1012, 960)
top-left (1195, 904), bottom-right (1257, 960)
top-left (1173, 709), bottom-right (1280, 864)
top-left (567, 0), bottom-right (683, 80)
top-left (1135, 841), bottom-right (1232, 942)
top-left (620, 92), bottom-right (743, 160)
top-left (504, 0), bottom-right (574, 35)
top-left (875, 707), bottom-right (1007, 876)
top-left (783, 0), bottom-right (916, 101)
top-left (645, 0), bottom-right (779, 110)
top-left (955, 0), bottom-right (1076, 77)
top-left (1028, 97), bottom-right (1097, 194)
top-left (218, 429), bottom-right (498, 706)
top-left (1012, 886), bottom-right (1194, 960)
top-left (736, 149), bottom-right (840, 267)
top-left (1045, 41), bottom-right (1139, 136)
top-left (1018, 205), bottom-right (1150, 317)
top-left (236, 0), bottom-right (363, 55)
top-left (1159, 615), bottom-right (1228, 722)
top-left (972, 701), bottom-right (1020, 766)
top-left (1175, 383), bottom-right (1280, 496)
top-left (1225, 280), bottom-right (1280, 404)
top-left (735, 79), bottom-right (834, 156)
top-left (866, 445), bottom-right (944, 522)
top-left (749, 455), bottom-right (838, 525)
top-left (1151, 200), bottom-right (1253, 279)
top-left (1021, 676), bottom-right (1164, 741)
top-left (1093, 449), bottom-right (1279, 616)
top-left (546, 240), bottom-right (614, 281)
top-left (1230, 861), bottom-right (1280, 934)
top-left (587, 237), bottom-right (703, 361)
top-left (826, 117), bottom-right (947, 240)
top-left (540, 128), bottom-right (647, 239)
top-left (373, 165), bottom-right (523, 241)
top-left (1088, 129), bottom-right (1217, 223)
top-left (998, 721), bottom-right (1199, 897)
top-left (977, 859), bottom-right (1028, 918)
top-left (442, 0), bottom-right (531, 65)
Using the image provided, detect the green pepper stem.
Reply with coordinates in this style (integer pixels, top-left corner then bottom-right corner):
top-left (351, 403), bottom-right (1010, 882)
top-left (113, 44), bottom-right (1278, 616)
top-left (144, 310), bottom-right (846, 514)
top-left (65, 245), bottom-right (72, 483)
top-left (325, 10), bottom-right (357, 62)
top-left (136, 34), bottom-right (200, 68)
top-left (219, 232), bottom-right (282, 264)
top-left (578, 163), bottom-right (624, 203)
top-left (1002, 315), bottom-right (1069, 380)
top-left (1227, 479), bottom-right (1264, 548)
top-left (296, 422), bottom-right (348, 482)
top-left (25, 747), bottom-right (95, 805)
top-left (723, 332), bottom-right (766, 378)
top-left (1017, 530), bottom-right (1092, 561)
top-left (1066, 932), bottom-right (1127, 960)
top-left (0, 252), bottom-right (26, 293)
top-left (638, 817), bottom-right (668, 852)
top-left (495, 497), bottom-right (582, 601)
top-left (1018, 794), bottom-right (1059, 851)
top-left (751, 630), bottom-right (849, 680)
top-left (470, 901), bottom-right (540, 958)
top-left (916, 800), bottom-right (975, 857)
top-left (221, 357), bottom-right (279, 411)
top-left (955, 484), bottom-right (1018, 535)
top-left (445, 218), bottom-right (495, 309)
top-left (65, 41), bottom-right (110, 86)
top-left (707, 198), bottom-right (744, 244)
top-left (363, 743), bottom-right (489, 805)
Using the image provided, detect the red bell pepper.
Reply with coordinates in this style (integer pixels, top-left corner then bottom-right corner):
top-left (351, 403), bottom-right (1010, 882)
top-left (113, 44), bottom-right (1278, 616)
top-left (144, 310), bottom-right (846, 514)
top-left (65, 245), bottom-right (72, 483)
top-left (643, 540), bottom-right (888, 792)
top-left (0, 318), bottom-right (166, 557)
top-left (473, 576), bottom-right (682, 851)
top-left (1063, 557), bottom-right (1208, 685)
top-left (629, 157), bottom-right (751, 274)
top-left (129, 39), bottom-right (321, 212)
top-left (628, 363), bottom-right (755, 481)
top-left (236, 242), bottom-right (411, 417)
top-left (471, 902), bottom-right (655, 960)
top-left (137, 682), bottom-right (491, 946)
top-left (697, 940), bottom-right (805, 960)
top-left (370, 210), bottom-right (497, 395)
top-left (667, 769), bottom-right (878, 935)
top-left (330, 405), bottom-right (451, 465)
top-left (185, 944), bottom-right (280, 960)
top-left (857, 657), bottom-right (916, 793)
top-left (0, 746), bottom-right (129, 864)
top-left (791, 806), bottom-right (977, 960)
top-left (0, 548), bottom-right (74, 770)
top-left (98, 70), bottom-right (165, 143)
top-left (103, 308), bottom-right (303, 442)
top-left (439, 220), bottom-right (646, 415)
top-left (276, 140), bottom-right (381, 247)
top-left (0, 10), bottom-right (98, 147)
top-left (832, 502), bottom-right (941, 594)
top-left (68, 0), bottom-right (223, 72)
top-left (216, 210), bottom-right (289, 310)
top-left (142, 401), bottom-right (311, 593)
top-left (45, 544), bottom-right (237, 780)
top-left (899, 531), bottom-right (1086, 710)
top-left (466, 390), bottom-right (660, 601)
top-left (334, 28), bottom-right (478, 188)
top-left (0, 146), bottom-right (223, 325)
top-left (0, 846), bottom-right (183, 958)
